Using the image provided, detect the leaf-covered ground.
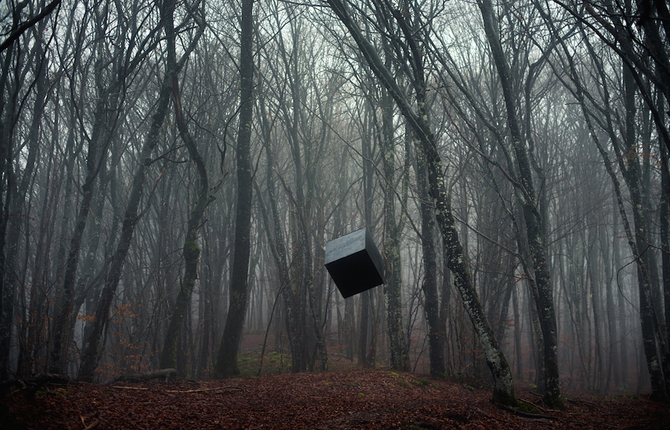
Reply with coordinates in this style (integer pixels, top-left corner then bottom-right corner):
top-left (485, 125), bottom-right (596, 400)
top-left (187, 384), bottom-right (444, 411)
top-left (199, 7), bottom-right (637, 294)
top-left (2, 369), bottom-right (669, 429)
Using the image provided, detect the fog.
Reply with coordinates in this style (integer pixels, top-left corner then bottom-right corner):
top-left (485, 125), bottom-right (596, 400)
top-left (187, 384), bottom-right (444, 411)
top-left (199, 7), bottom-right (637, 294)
top-left (0, 0), bottom-right (668, 403)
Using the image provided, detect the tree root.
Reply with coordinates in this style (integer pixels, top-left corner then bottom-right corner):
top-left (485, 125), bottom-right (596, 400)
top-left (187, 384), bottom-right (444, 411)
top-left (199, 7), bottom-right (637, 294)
top-left (493, 400), bottom-right (559, 421)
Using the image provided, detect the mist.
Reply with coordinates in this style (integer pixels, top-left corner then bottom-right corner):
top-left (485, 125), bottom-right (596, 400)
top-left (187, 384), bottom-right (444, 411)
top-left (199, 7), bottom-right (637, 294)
top-left (0, 0), bottom-right (668, 404)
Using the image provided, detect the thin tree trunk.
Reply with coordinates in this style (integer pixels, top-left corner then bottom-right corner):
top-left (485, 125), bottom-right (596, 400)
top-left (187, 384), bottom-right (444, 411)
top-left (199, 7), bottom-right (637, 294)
top-left (49, 92), bottom-right (106, 375)
top-left (512, 287), bottom-right (523, 379)
top-left (8, 32), bottom-right (48, 376)
top-left (359, 106), bottom-right (374, 367)
top-left (160, 17), bottom-right (210, 372)
top-left (380, 80), bottom-right (408, 372)
top-left (661, 123), bottom-right (670, 349)
top-left (0, 1), bottom-right (24, 380)
top-left (76, 2), bottom-right (190, 378)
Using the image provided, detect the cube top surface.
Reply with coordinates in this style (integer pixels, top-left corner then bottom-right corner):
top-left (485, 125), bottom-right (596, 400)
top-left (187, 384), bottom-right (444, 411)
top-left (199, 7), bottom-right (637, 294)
top-left (324, 228), bottom-right (367, 265)
top-left (325, 228), bottom-right (385, 299)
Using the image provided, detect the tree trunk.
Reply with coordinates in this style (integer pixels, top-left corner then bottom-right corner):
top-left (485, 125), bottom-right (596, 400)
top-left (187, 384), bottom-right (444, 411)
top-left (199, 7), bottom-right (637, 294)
top-left (50, 91), bottom-right (107, 375)
top-left (615, 60), bottom-right (669, 400)
top-left (478, 0), bottom-right (562, 408)
top-left (661, 130), bottom-right (670, 349)
top-left (77, 59), bottom-right (175, 382)
top-left (512, 287), bottom-right (523, 379)
top-left (7, 31), bottom-right (48, 377)
top-left (380, 80), bottom-right (408, 372)
top-left (414, 126), bottom-right (444, 377)
top-left (160, 19), bottom-right (210, 372)
top-left (76, 0), bottom-right (202, 378)
top-left (0, 0), bottom-right (25, 379)
top-left (359, 106), bottom-right (375, 367)
top-left (213, 0), bottom-right (254, 378)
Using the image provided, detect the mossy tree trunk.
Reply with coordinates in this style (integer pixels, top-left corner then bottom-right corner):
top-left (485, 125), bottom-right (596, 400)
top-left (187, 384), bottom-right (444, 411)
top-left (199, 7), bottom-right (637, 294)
top-left (414, 126), bottom-right (444, 377)
top-left (380, 72), bottom-right (409, 372)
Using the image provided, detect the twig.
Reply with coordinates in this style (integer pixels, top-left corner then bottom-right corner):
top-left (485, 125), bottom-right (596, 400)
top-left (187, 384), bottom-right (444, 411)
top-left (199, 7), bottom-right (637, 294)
top-left (80, 416), bottom-right (99, 430)
top-left (84, 419), bottom-right (99, 430)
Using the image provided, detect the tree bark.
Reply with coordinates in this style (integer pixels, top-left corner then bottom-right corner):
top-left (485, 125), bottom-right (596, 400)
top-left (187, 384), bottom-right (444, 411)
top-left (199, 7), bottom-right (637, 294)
top-left (380, 75), bottom-right (408, 372)
top-left (0, 3), bottom-right (21, 378)
top-left (414, 125), bottom-right (444, 377)
top-left (5, 24), bottom-right (48, 377)
top-left (50, 87), bottom-right (106, 375)
top-left (213, 0), bottom-right (254, 379)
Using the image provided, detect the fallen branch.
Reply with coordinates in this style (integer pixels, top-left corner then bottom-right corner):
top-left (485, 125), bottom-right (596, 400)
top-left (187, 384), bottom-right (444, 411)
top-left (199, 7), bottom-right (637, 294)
top-left (111, 368), bottom-right (177, 383)
top-left (165, 386), bottom-right (245, 394)
top-left (1, 373), bottom-right (70, 396)
top-left (112, 386), bottom-right (149, 390)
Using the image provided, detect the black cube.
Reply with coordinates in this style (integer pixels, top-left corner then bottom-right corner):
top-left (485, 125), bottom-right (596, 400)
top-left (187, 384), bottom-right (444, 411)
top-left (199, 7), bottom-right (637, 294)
top-left (325, 228), bottom-right (385, 299)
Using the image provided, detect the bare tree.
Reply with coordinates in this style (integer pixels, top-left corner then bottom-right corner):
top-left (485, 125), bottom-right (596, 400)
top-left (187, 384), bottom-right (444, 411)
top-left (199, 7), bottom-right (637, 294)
top-left (214, 0), bottom-right (254, 378)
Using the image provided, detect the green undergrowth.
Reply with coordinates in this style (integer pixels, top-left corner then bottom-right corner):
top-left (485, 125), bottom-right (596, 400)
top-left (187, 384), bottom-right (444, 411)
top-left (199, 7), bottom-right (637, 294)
top-left (384, 371), bottom-right (436, 389)
top-left (237, 351), bottom-right (291, 377)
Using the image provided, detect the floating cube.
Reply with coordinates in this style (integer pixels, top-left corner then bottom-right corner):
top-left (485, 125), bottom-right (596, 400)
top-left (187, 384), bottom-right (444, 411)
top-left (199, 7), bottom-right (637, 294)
top-left (325, 228), bottom-right (385, 299)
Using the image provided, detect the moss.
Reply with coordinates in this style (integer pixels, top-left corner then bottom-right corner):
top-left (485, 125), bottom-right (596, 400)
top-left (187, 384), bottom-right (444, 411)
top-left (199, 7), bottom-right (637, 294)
top-left (183, 238), bottom-right (200, 260)
top-left (396, 378), bottom-right (412, 389)
top-left (235, 351), bottom-right (291, 377)
top-left (412, 378), bottom-right (432, 387)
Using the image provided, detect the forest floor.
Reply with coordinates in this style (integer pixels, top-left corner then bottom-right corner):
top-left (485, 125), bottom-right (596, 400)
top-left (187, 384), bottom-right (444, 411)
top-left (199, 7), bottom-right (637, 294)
top-left (2, 333), bottom-right (669, 429)
top-left (2, 367), bottom-right (670, 430)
